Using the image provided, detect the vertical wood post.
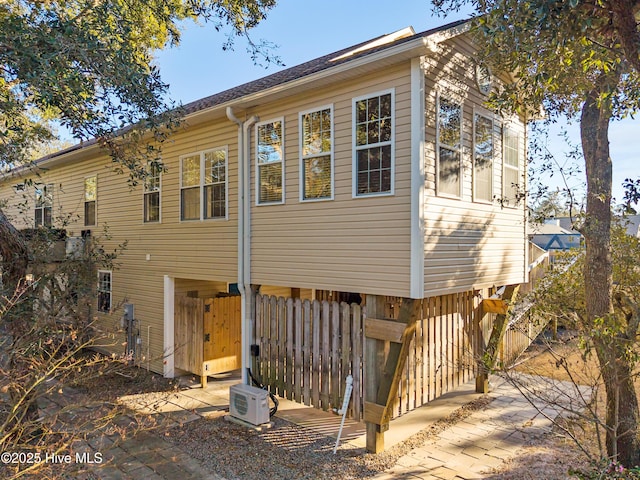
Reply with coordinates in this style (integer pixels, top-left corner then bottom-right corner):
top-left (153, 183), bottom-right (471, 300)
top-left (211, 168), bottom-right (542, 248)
top-left (365, 294), bottom-right (386, 453)
top-left (476, 285), bottom-right (520, 393)
top-left (364, 295), bottom-right (421, 453)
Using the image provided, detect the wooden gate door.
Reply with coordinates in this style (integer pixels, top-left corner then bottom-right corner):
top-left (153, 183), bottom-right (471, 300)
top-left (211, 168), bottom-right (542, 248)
top-left (203, 296), bottom-right (242, 374)
top-left (174, 296), bottom-right (204, 374)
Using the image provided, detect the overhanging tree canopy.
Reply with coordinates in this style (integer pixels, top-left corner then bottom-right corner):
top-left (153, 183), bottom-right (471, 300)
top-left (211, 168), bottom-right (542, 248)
top-left (0, 0), bottom-right (277, 169)
top-left (0, 0), bottom-right (277, 286)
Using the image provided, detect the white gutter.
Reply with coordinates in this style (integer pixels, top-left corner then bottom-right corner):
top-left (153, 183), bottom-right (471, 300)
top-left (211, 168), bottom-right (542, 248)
top-left (226, 107), bottom-right (258, 385)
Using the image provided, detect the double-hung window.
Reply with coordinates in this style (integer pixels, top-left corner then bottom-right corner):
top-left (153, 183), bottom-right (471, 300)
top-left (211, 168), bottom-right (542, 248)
top-left (35, 184), bottom-right (53, 227)
top-left (84, 176), bottom-right (97, 226)
top-left (203, 149), bottom-right (227, 218)
top-left (97, 270), bottom-right (112, 313)
top-left (256, 119), bottom-right (284, 204)
top-left (353, 90), bottom-right (394, 196)
top-left (503, 128), bottom-right (522, 206)
top-left (144, 162), bottom-right (161, 223)
top-left (180, 148), bottom-right (227, 220)
top-left (436, 95), bottom-right (463, 198)
top-left (300, 107), bottom-right (333, 201)
top-left (473, 112), bottom-right (494, 202)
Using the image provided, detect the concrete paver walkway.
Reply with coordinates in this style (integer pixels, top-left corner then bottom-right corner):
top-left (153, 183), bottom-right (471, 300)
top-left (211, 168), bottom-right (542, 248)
top-left (371, 374), bottom-right (590, 480)
top-left (42, 372), bottom-right (587, 479)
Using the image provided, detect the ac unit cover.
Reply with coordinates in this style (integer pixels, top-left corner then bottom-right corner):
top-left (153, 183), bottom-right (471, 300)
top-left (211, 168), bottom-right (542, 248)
top-left (229, 383), bottom-right (270, 425)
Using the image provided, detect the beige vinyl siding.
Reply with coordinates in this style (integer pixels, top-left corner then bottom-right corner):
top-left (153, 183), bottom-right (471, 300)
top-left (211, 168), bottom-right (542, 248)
top-left (0, 30), bottom-right (531, 374)
top-left (422, 36), bottom-right (527, 296)
top-left (0, 119), bottom-right (241, 373)
top-left (248, 63), bottom-right (413, 297)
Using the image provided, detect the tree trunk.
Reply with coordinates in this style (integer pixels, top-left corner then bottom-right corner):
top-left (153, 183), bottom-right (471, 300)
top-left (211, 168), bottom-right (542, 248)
top-left (0, 207), bottom-right (29, 293)
top-left (581, 75), bottom-right (640, 466)
top-left (0, 207), bottom-right (41, 441)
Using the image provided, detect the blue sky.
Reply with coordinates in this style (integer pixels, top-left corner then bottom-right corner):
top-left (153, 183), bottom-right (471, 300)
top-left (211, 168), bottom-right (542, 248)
top-left (153, 0), bottom-right (637, 205)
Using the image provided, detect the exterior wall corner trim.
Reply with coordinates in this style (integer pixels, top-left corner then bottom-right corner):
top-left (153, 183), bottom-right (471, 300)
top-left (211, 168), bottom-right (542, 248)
top-left (410, 57), bottom-right (425, 299)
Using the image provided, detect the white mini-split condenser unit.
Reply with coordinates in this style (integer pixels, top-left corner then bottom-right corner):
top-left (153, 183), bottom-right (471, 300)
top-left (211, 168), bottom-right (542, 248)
top-left (229, 384), bottom-right (270, 425)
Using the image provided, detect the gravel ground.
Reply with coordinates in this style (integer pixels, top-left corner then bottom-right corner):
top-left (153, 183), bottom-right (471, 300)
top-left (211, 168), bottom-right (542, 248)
top-left (164, 397), bottom-right (493, 480)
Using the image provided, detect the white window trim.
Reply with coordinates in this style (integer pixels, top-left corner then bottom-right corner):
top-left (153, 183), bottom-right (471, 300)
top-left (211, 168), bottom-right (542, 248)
top-left (502, 126), bottom-right (521, 209)
top-left (352, 88), bottom-right (395, 198)
top-left (299, 105), bottom-right (334, 202)
top-left (435, 91), bottom-right (463, 199)
top-left (472, 107), bottom-right (495, 204)
top-left (97, 269), bottom-right (112, 314)
top-left (179, 147), bottom-right (229, 222)
top-left (84, 175), bottom-right (97, 227)
top-left (255, 117), bottom-right (285, 206)
top-left (143, 162), bottom-right (162, 224)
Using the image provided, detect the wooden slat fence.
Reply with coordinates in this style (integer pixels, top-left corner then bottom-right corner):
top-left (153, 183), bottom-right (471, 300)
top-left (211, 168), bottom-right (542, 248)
top-left (254, 295), bottom-right (363, 420)
top-left (254, 290), bottom-right (542, 422)
top-left (391, 292), bottom-right (481, 418)
top-left (499, 310), bottom-right (549, 367)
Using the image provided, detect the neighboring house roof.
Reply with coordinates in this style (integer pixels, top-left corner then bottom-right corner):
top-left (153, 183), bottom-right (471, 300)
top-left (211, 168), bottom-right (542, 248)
top-left (529, 220), bottom-right (582, 251)
top-left (14, 18), bottom-right (471, 171)
top-left (547, 215), bottom-right (640, 238)
top-left (529, 223), bottom-right (572, 235)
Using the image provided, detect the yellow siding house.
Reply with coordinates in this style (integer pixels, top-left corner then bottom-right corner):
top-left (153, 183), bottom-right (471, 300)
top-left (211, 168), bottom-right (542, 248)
top-left (0, 19), bottom-right (529, 444)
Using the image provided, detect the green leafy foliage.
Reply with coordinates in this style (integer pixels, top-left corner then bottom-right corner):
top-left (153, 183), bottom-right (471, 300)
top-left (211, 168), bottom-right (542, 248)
top-left (0, 0), bottom-right (278, 176)
top-left (533, 222), bottom-right (640, 363)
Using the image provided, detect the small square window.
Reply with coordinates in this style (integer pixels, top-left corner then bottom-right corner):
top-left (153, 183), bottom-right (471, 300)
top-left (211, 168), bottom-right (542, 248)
top-left (180, 149), bottom-right (227, 220)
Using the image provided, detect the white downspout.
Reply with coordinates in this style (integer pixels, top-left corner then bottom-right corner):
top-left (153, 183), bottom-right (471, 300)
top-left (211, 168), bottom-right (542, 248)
top-left (226, 107), bottom-right (258, 385)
